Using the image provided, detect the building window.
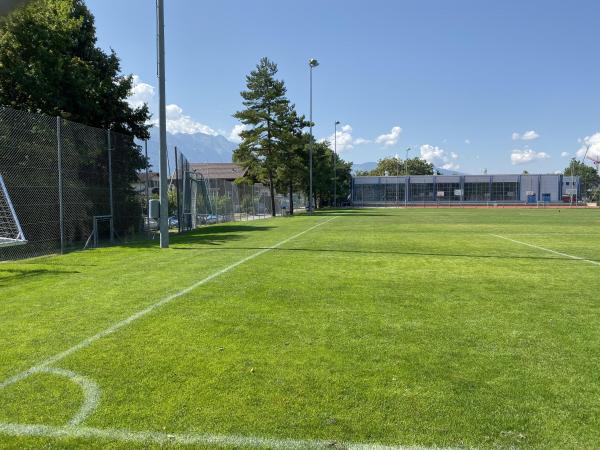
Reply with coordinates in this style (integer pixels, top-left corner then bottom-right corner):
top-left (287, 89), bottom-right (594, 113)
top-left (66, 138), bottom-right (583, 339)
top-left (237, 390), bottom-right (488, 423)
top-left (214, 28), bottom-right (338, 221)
top-left (436, 183), bottom-right (461, 201)
top-left (491, 182), bottom-right (519, 201)
top-left (464, 183), bottom-right (490, 201)
top-left (410, 183), bottom-right (434, 201)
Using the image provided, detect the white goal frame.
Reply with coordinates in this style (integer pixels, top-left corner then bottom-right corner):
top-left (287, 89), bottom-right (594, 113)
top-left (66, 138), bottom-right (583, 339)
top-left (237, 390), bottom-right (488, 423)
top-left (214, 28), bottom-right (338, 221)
top-left (0, 174), bottom-right (27, 247)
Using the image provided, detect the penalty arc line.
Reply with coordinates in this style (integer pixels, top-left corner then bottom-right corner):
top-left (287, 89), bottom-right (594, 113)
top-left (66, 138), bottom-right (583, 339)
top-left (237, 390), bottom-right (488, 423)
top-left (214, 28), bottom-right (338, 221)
top-left (490, 234), bottom-right (600, 266)
top-left (0, 217), bottom-right (337, 391)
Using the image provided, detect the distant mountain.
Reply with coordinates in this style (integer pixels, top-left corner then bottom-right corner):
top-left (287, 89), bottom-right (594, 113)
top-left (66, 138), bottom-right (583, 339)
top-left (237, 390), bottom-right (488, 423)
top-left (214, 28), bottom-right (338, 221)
top-left (141, 127), bottom-right (237, 170)
top-left (436, 168), bottom-right (465, 175)
top-left (352, 161), bottom-right (464, 176)
top-left (352, 162), bottom-right (377, 173)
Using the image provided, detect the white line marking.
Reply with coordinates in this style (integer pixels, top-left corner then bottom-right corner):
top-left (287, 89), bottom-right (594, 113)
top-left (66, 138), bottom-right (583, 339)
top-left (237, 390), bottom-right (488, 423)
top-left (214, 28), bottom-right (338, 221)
top-left (30, 368), bottom-right (100, 426)
top-left (490, 234), bottom-right (600, 266)
top-left (0, 422), bottom-right (450, 450)
top-left (0, 217), bottom-right (337, 391)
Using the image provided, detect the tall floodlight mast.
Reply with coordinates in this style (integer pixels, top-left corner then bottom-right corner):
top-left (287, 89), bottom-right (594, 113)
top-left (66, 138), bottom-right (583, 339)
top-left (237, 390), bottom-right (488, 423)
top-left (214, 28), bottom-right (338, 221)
top-left (333, 121), bottom-right (340, 207)
top-left (308, 58), bottom-right (319, 215)
top-left (157, 0), bottom-right (169, 248)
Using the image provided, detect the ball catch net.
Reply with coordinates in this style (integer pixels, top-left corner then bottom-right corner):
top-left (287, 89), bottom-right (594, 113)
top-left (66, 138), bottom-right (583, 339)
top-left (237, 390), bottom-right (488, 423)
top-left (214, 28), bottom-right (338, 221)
top-left (0, 174), bottom-right (26, 247)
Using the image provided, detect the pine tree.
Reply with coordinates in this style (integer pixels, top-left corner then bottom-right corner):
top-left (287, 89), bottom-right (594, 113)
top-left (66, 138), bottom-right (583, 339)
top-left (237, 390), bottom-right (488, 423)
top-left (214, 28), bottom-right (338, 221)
top-left (233, 58), bottom-right (289, 216)
top-left (276, 104), bottom-right (310, 215)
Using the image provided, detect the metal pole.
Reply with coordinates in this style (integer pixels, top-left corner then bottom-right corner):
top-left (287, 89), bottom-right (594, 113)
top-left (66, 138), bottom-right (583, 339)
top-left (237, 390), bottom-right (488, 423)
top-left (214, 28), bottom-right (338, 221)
top-left (396, 156), bottom-right (399, 207)
top-left (144, 140), bottom-right (150, 233)
top-left (56, 116), bottom-right (64, 254)
top-left (308, 59), bottom-right (319, 214)
top-left (174, 146), bottom-right (181, 232)
top-left (107, 129), bottom-right (114, 243)
top-left (309, 65), bottom-right (313, 215)
top-left (333, 121), bottom-right (337, 208)
top-left (157, 0), bottom-right (169, 247)
top-left (405, 147), bottom-right (411, 207)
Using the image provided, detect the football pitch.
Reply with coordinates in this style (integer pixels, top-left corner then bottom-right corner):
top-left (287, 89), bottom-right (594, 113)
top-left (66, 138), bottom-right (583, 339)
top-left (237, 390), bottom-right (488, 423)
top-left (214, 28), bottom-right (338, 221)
top-left (1, 208), bottom-right (599, 449)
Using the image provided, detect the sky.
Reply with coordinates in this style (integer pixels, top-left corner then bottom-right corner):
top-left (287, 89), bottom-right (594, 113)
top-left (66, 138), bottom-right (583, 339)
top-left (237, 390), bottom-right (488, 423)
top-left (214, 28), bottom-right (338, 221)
top-left (86, 0), bottom-right (600, 174)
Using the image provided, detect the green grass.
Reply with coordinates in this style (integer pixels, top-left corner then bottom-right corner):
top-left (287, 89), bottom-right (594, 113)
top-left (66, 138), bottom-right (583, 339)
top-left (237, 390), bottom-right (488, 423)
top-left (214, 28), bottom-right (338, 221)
top-left (1, 208), bottom-right (599, 449)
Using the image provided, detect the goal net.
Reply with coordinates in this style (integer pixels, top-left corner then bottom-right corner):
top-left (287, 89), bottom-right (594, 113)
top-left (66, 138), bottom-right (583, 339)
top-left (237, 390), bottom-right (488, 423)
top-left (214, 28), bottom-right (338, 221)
top-left (0, 174), bottom-right (26, 247)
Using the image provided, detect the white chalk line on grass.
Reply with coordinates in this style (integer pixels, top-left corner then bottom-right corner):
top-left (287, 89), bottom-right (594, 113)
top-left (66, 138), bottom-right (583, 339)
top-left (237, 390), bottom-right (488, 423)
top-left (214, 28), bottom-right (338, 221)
top-left (0, 422), bottom-right (449, 450)
top-left (0, 215), bottom-right (456, 450)
top-left (490, 234), bottom-right (600, 266)
top-left (0, 217), bottom-right (336, 393)
top-left (29, 368), bottom-right (100, 426)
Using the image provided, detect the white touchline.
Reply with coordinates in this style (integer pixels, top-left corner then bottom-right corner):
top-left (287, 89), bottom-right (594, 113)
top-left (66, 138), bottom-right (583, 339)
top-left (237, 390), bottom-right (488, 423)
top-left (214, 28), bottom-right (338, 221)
top-left (0, 422), bottom-right (451, 450)
top-left (0, 217), bottom-right (337, 391)
top-left (490, 234), bottom-right (600, 266)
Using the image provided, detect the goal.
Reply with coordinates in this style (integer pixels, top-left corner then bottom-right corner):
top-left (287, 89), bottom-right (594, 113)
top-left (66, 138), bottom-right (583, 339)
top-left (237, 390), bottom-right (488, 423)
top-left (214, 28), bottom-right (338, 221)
top-left (0, 174), bottom-right (26, 247)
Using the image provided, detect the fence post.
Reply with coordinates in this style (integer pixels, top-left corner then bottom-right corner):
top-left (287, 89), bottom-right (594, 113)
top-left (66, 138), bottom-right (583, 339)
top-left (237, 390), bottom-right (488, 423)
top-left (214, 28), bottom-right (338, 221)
top-left (56, 117), bottom-right (64, 254)
top-left (174, 146), bottom-right (181, 232)
top-left (144, 140), bottom-right (150, 233)
top-left (107, 130), bottom-right (114, 243)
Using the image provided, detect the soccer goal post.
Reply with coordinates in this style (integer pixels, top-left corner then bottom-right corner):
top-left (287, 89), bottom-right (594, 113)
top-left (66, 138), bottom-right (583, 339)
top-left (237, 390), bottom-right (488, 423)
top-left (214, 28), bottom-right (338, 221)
top-left (0, 174), bottom-right (27, 247)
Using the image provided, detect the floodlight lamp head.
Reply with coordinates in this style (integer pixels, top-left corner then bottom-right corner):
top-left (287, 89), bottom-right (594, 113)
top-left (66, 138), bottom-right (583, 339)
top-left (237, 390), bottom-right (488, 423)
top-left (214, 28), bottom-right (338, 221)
top-left (309, 58), bottom-right (319, 68)
top-left (335, 121), bottom-right (340, 125)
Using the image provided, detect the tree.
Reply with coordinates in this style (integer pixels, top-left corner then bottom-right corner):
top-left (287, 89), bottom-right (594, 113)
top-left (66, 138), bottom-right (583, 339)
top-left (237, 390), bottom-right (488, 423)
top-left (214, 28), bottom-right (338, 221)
top-left (365, 157), bottom-right (434, 176)
top-left (305, 140), bottom-right (352, 208)
top-left (563, 159), bottom-right (600, 200)
top-left (275, 104), bottom-right (310, 215)
top-left (233, 57), bottom-right (289, 217)
top-left (0, 0), bottom-right (150, 234)
top-left (0, 0), bottom-right (149, 137)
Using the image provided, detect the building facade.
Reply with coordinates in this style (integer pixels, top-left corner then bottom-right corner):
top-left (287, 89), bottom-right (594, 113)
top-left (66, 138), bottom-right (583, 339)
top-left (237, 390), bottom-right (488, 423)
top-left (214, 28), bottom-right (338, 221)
top-left (352, 174), bottom-right (580, 205)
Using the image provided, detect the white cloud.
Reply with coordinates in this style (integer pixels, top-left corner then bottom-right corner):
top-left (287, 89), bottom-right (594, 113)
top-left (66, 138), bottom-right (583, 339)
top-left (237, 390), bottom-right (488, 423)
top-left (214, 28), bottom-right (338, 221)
top-left (228, 123), bottom-right (249, 143)
top-left (322, 124), bottom-right (369, 153)
top-left (128, 74), bottom-right (220, 136)
top-left (512, 130), bottom-right (540, 141)
top-left (419, 144), bottom-right (460, 170)
top-left (165, 104), bottom-right (218, 135)
top-left (510, 147), bottom-right (550, 165)
top-left (576, 132), bottom-right (600, 161)
top-left (127, 75), bottom-right (155, 109)
top-left (561, 151), bottom-right (570, 158)
top-left (375, 126), bottom-right (402, 147)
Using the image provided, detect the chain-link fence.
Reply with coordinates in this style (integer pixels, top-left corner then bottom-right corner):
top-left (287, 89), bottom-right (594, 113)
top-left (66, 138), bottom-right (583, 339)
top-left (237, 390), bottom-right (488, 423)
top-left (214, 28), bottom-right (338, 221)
top-left (0, 106), bottom-right (145, 261)
top-left (0, 107), bottom-right (307, 261)
top-left (171, 149), bottom-right (306, 229)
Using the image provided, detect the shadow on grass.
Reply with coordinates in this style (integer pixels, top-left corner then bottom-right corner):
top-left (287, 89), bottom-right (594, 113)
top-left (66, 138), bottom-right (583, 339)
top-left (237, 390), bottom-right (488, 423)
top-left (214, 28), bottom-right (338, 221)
top-left (315, 209), bottom-right (394, 217)
top-left (203, 246), bottom-right (598, 262)
top-left (0, 267), bottom-right (80, 286)
top-left (122, 224), bottom-right (275, 249)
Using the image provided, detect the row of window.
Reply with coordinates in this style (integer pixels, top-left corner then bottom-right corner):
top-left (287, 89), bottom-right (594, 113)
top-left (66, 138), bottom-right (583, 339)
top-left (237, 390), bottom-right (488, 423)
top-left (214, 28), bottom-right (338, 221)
top-left (353, 182), bottom-right (520, 202)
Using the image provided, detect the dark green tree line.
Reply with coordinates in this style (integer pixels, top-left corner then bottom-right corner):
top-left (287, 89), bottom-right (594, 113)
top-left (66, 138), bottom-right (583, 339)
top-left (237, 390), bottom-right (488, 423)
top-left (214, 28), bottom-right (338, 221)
top-left (355, 156), bottom-right (434, 176)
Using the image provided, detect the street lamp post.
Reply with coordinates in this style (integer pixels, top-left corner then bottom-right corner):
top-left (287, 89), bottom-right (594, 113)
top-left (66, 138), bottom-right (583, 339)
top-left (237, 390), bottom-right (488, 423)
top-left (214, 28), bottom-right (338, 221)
top-left (333, 120), bottom-right (340, 207)
top-left (308, 58), bottom-right (319, 215)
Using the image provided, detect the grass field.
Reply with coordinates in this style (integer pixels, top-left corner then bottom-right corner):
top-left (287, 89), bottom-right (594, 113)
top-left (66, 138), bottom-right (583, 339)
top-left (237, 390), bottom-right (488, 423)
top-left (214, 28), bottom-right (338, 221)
top-left (1, 208), bottom-right (599, 449)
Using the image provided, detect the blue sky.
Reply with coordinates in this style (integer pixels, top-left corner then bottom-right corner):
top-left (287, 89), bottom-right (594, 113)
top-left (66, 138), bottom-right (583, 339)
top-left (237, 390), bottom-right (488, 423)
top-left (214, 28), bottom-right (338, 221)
top-left (87, 0), bottom-right (600, 174)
